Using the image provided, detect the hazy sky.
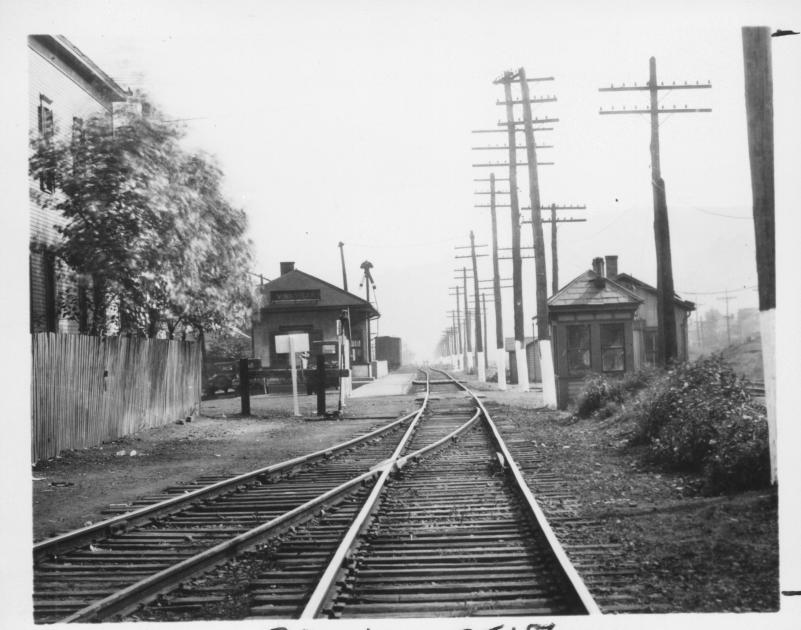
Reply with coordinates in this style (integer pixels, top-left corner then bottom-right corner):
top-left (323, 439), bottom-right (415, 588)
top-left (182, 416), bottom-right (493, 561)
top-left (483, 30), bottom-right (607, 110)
top-left (7, 1), bottom-right (801, 361)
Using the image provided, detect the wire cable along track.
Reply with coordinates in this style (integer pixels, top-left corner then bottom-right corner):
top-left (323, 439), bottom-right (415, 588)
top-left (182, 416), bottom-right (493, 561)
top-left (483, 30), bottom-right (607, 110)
top-left (33, 369), bottom-right (599, 622)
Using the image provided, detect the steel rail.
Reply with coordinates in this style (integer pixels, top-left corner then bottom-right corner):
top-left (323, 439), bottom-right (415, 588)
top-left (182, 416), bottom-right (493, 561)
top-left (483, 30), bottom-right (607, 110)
top-left (58, 469), bottom-right (382, 623)
top-left (299, 370), bottom-right (432, 618)
top-left (393, 408), bottom-right (481, 471)
top-left (35, 407), bottom-right (419, 561)
top-left (434, 369), bottom-right (601, 615)
top-left (47, 370), bottom-right (433, 623)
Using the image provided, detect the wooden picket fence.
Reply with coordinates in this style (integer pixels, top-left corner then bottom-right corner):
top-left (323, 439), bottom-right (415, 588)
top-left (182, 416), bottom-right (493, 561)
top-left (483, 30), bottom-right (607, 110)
top-left (31, 333), bottom-right (202, 462)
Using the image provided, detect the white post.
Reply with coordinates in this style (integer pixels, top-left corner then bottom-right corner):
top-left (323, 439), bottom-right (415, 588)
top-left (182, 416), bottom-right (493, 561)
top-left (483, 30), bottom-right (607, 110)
top-left (289, 336), bottom-right (300, 417)
top-left (477, 352), bottom-right (486, 382)
top-left (515, 341), bottom-right (529, 392)
top-left (496, 345), bottom-right (507, 391)
top-left (539, 339), bottom-right (557, 408)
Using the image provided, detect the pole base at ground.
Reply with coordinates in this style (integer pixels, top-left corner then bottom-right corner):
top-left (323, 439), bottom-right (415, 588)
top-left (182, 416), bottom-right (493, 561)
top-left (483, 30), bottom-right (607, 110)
top-left (515, 341), bottom-right (529, 392)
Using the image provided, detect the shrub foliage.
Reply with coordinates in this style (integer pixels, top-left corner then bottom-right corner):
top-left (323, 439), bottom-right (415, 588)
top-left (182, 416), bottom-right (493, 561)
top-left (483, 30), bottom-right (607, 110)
top-left (572, 357), bottom-right (769, 493)
top-left (575, 373), bottom-right (622, 418)
top-left (632, 356), bottom-right (769, 493)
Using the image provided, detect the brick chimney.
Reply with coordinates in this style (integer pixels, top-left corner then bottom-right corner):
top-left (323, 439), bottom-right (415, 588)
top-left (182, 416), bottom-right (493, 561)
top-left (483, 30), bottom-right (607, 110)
top-left (280, 261), bottom-right (295, 275)
top-left (591, 257), bottom-right (605, 287)
top-left (605, 255), bottom-right (618, 278)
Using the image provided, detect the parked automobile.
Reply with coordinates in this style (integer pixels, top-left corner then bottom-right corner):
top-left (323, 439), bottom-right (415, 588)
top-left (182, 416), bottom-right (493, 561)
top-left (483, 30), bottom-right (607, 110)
top-left (204, 362), bottom-right (238, 396)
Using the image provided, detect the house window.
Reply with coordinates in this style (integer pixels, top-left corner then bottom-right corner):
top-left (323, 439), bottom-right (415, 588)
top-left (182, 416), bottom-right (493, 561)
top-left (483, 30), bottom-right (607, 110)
top-left (601, 323), bottom-right (626, 372)
top-left (644, 329), bottom-right (658, 366)
top-left (566, 325), bottom-right (591, 375)
top-left (37, 94), bottom-right (55, 193)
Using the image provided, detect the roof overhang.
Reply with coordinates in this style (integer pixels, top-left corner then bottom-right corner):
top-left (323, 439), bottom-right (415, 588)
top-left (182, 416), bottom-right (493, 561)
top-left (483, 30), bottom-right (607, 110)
top-left (30, 35), bottom-right (130, 102)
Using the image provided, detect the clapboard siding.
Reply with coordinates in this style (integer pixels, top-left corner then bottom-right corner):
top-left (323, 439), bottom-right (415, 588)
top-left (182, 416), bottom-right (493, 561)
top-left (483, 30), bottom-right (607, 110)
top-left (31, 333), bottom-right (201, 462)
top-left (29, 37), bottom-right (118, 333)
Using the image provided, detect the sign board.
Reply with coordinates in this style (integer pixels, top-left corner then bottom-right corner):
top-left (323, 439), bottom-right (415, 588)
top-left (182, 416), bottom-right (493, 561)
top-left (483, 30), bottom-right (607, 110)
top-left (311, 341), bottom-right (337, 356)
top-left (275, 333), bottom-right (309, 354)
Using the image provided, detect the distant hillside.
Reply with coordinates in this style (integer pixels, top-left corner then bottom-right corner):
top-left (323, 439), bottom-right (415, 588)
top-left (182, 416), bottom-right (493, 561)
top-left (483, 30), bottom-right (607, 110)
top-left (720, 335), bottom-right (764, 382)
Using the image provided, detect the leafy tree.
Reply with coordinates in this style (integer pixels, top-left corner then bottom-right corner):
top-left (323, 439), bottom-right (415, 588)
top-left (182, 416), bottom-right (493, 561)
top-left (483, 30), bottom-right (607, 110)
top-left (29, 98), bottom-right (254, 341)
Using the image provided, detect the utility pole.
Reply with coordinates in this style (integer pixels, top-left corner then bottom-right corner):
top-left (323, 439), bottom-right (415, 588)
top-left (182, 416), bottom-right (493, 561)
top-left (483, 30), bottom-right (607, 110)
top-left (487, 174), bottom-right (507, 388)
top-left (520, 204), bottom-right (587, 293)
top-left (600, 58), bottom-right (711, 366)
top-left (451, 309), bottom-right (462, 370)
top-left (743, 25), bottom-right (778, 484)
top-left (717, 290), bottom-right (735, 346)
top-left (482, 293), bottom-right (489, 373)
top-left (479, 199), bottom-right (587, 295)
top-left (513, 66), bottom-right (559, 408)
top-left (456, 237), bottom-right (488, 380)
top-left (359, 261), bottom-right (376, 366)
top-left (470, 231), bottom-right (485, 381)
top-left (551, 203), bottom-right (558, 295)
top-left (450, 286), bottom-right (466, 372)
top-left (545, 204), bottom-right (587, 293)
top-left (463, 268), bottom-right (472, 371)
top-left (338, 241), bottom-right (348, 292)
top-left (517, 67), bottom-right (552, 340)
top-left (452, 263), bottom-right (483, 374)
top-left (498, 71), bottom-right (528, 390)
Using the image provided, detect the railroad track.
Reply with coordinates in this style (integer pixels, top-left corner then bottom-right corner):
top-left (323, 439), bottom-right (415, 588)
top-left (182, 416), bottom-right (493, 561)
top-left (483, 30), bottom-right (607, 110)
top-left (33, 369), bottom-right (599, 622)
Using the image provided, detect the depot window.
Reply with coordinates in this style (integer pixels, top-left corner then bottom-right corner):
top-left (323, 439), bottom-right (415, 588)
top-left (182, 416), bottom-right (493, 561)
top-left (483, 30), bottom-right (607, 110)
top-left (566, 325), bottom-right (591, 375)
top-left (601, 323), bottom-right (626, 372)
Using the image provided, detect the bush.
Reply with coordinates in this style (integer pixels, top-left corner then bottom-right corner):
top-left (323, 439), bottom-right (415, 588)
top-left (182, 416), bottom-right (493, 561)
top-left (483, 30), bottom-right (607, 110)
top-left (703, 408), bottom-right (771, 493)
top-left (631, 355), bottom-right (769, 493)
top-left (575, 373), bottom-right (623, 418)
top-left (619, 366), bottom-right (659, 394)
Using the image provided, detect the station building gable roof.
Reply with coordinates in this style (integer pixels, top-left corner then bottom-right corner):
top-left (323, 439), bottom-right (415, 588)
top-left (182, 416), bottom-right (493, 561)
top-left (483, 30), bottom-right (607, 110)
top-left (613, 273), bottom-right (695, 311)
top-left (260, 269), bottom-right (379, 317)
top-left (548, 270), bottom-right (643, 311)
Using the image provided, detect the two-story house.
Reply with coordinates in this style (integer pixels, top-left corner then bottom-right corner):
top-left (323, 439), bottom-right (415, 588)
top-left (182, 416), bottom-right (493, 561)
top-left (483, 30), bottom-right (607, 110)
top-left (29, 35), bottom-right (129, 333)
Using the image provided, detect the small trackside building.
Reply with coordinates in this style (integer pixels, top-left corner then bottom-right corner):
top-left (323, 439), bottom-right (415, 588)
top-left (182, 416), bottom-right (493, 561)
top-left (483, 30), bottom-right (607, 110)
top-left (548, 259), bottom-right (641, 409)
top-left (548, 255), bottom-right (695, 409)
top-left (252, 262), bottom-right (379, 373)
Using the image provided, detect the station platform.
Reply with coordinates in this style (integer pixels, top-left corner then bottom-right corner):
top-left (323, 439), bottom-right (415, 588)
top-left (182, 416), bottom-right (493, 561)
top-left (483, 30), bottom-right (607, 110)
top-left (349, 372), bottom-right (416, 398)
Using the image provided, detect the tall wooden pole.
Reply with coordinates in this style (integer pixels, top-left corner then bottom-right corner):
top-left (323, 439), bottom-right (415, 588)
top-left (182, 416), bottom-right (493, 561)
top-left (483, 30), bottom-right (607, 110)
top-left (462, 267), bottom-right (472, 372)
top-left (550, 203), bottom-right (559, 294)
top-left (519, 67), bottom-right (549, 340)
top-left (649, 57), bottom-right (678, 365)
top-left (743, 29), bottom-right (776, 313)
top-left (489, 173), bottom-right (507, 389)
top-left (365, 280), bottom-right (372, 364)
top-left (482, 293), bottom-right (489, 372)
top-left (338, 241), bottom-right (348, 292)
top-left (501, 72), bottom-right (529, 390)
top-left (454, 287), bottom-right (465, 371)
top-left (742, 26), bottom-right (776, 483)
top-left (599, 60), bottom-right (710, 366)
top-left (718, 289), bottom-right (734, 345)
top-left (470, 231), bottom-right (485, 381)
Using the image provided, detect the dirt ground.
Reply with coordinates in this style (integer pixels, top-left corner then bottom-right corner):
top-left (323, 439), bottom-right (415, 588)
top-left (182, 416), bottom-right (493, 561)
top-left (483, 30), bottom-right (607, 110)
top-left (32, 391), bottom-right (415, 540)
top-left (31, 378), bottom-right (779, 614)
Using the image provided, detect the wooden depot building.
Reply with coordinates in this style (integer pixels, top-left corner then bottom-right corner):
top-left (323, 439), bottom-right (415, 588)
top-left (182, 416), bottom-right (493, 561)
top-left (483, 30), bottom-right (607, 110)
top-left (252, 262), bottom-right (379, 374)
top-left (548, 255), bottom-right (694, 409)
